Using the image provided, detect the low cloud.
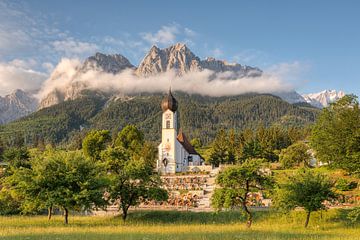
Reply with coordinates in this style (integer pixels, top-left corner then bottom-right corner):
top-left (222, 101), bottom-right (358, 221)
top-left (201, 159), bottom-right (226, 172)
top-left (36, 58), bottom-right (297, 100)
top-left (51, 38), bottom-right (99, 58)
top-left (0, 60), bottom-right (48, 96)
top-left (141, 24), bottom-right (197, 47)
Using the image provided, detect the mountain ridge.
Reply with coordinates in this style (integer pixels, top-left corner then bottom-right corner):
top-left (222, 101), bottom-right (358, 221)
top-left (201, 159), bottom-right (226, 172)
top-left (302, 90), bottom-right (345, 108)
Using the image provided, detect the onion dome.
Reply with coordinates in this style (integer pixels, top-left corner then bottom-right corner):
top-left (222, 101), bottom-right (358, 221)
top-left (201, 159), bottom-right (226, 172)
top-left (161, 89), bottom-right (178, 112)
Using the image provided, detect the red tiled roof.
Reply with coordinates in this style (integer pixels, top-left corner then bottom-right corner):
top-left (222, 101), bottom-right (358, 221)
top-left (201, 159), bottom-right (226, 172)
top-left (177, 129), bottom-right (199, 155)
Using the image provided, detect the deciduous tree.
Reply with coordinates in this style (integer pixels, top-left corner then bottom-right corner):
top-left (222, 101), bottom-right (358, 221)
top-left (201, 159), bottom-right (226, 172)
top-left (273, 169), bottom-right (336, 227)
top-left (211, 159), bottom-right (272, 228)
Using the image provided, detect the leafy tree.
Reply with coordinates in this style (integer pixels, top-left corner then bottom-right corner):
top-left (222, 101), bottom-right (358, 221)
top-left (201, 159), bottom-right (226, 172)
top-left (311, 95), bottom-right (360, 173)
top-left (2, 147), bottom-right (31, 175)
top-left (211, 159), bottom-right (273, 228)
top-left (279, 142), bottom-right (311, 168)
top-left (82, 130), bottom-right (111, 160)
top-left (5, 150), bottom-right (108, 223)
top-left (241, 140), bottom-right (264, 162)
top-left (103, 126), bottom-right (167, 221)
top-left (208, 129), bottom-right (236, 166)
top-left (273, 169), bottom-right (336, 227)
top-left (190, 138), bottom-right (202, 149)
top-left (114, 125), bottom-right (144, 152)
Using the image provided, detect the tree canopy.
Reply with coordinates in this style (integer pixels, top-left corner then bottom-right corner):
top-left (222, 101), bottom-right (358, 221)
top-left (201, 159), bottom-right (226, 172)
top-left (273, 169), bottom-right (336, 227)
top-left (102, 125), bottom-right (167, 221)
top-left (279, 142), bottom-right (311, 168)
top-left (211, 159), bottom-right (273, 227)
top-left (311, 95), bottom-right (360, 174)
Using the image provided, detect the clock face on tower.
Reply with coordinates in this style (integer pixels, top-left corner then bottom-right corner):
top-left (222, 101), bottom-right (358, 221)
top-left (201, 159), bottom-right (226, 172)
top-left (165, 113), bottom-right (171, 120)
top-left (164, 143), bottom-right (171, 152)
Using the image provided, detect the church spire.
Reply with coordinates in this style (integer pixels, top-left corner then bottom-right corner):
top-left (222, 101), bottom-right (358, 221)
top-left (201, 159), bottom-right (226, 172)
top-left (161, 88), bottom-right (178, 112)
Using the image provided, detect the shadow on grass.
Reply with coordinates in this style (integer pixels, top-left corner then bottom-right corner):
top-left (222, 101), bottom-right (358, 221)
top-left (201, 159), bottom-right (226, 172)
top-left (5, 230), bottom-right (340, 240)
top-left (124, 210), bottom-right (272, 225)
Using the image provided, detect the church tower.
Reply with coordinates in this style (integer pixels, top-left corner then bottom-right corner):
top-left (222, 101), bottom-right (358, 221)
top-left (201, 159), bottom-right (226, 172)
top-left (158, 89), bottom-right (178, 174)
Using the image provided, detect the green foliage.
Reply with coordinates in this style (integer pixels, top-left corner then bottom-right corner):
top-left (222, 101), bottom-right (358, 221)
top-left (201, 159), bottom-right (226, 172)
top-left (279, 142), bottom-right (311, 168)
top-left (335, 178), bottom-right (358, 191)
top-left (102, 125), bottom-right (167, 221)
top-left (82, 130), bottom-right (111, 160)
top-left (207, 126), bottom-right (306, 164)
top-left (0, 95), bottom-right (107, 147)
top-left (0, 93), bottom-right (319, 148)
top-left (212, 159), bottom-right (273, 227)
top-left (273, 169), bottom-right (337, 227)
top-left (114, 125), bottom-right (144, 152)
top-left (347, 207), bottom-right (360, 223)
top-left (0, 188), bottom-right (21, 215)
top-left (208, 129), bottom-right (236, 166)
top-left (2, 149), bottom-right (108, 223)
top-left (2, 147), bottom-right (31, 175)
top-left (190, 138), bottom-right (202, 149)
top-left (311, 95), bottom-right (360, 174)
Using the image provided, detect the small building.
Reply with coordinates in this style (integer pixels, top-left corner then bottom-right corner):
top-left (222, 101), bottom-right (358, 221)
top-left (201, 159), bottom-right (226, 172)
top-left (157, 89), bottom-right (204, 174)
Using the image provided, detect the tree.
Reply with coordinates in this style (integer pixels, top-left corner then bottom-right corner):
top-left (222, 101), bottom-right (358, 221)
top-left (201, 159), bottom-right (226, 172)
top-left (311, 95), bottom-right (360, 173)
top-left (82, 130), bottom-right (111, 161)
top-left (279, 142), bottom-right (311, 168)
top-left (208, 129), bottom-right (236, 166)
top-left (2, 147), bottom-right (30, 169)
top-left (273, 169), bottom-right (336, 227)
top-left (211, 159), bottom-right (273, 228)
top-left (114, 125), bottom-right (144, 152)
top-left (190, 138), bottom-right (202, 149)
top-left (241, 140), bottom-right (264, 162)
top-left (5, 150), bottom-right (108, 223)
top-left (103, 126), bottom-right (167, 221)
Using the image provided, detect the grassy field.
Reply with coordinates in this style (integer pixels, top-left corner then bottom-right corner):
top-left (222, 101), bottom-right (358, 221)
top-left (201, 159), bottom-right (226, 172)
top-left (0, 209), bottom-right (359, 240)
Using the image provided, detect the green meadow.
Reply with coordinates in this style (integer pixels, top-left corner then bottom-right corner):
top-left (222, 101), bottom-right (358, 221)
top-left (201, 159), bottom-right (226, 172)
top-left (0, 210), bottom-right (359, 240)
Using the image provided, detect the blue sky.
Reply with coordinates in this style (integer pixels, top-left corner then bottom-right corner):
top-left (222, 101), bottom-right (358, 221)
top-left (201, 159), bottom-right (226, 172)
top-left (0, 0), bottom-right (359, 96)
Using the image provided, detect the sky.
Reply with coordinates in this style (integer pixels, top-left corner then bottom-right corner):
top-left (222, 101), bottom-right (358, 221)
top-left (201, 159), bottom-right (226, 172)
top-left (0, 0), bottom-right (359, 97)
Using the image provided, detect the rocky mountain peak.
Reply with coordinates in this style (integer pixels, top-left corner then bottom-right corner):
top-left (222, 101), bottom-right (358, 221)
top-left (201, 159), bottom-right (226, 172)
top-left (302, 90), bottom-right (345, 108)
top-left (81, 52), bottom-right (135, 74)
top-left (136, 42), bottom-right (261, 77)
top-left (0, 89), bottom-right (38, 124)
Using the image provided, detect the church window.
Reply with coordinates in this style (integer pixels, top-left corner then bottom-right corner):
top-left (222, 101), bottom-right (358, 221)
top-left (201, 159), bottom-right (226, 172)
top-left (166, 120), bottom-right (170, 129)
top-left (188, 156), bottom-right (193, 162)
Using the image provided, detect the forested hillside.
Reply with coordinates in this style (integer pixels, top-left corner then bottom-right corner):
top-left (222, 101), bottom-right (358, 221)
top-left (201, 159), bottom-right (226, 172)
top-left (0, 92), bottom-right (319, 147)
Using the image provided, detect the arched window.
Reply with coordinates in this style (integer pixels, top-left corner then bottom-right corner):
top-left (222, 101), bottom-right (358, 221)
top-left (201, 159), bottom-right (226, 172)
top-left (166, 120), bottom-right (170, 129)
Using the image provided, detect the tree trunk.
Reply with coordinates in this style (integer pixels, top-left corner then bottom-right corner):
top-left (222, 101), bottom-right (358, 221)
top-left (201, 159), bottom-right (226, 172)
top-left (63, 207), bottom-right (69, 224)
top-left (122, 210), bottom-right (127, 222)
top-left (243, 180), bottom-right (252, 228)
top-left (48, 206), bottom-right (52, 221)
top-left (304, 211), bottom-right (311, 228)
top-left (243, 202), bottom-right (253, 228)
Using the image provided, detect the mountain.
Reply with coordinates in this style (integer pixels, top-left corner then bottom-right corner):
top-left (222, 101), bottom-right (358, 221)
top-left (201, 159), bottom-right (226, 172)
top-left (39, 43), bottom-right (263, 109)
top-left (0, 92), bottom-right (319, 147)
top-left (302, 90), bottom-right (345, 108)
top-left (136, 43), bottom-right (262, 77)
top-left (39, 53), bottom-right (134, 109)
top-left (0, 89), bottom-right (38, 124)
top-left (80, 52), bottom-right (135, 74)
top-left (273, 91), bottom-right (306, 104)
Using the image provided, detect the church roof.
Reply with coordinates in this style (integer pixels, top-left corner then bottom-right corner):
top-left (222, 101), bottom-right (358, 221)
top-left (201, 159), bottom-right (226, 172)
top-left (161, 89), bottom-right (178, 112)
top-left (177, 129), bottom-right (199, 155)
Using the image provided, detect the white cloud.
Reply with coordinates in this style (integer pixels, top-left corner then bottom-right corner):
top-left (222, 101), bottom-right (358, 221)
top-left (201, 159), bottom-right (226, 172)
top-left (42, 62), bottom-right (55, 73)
top-left (142, 24), bottom-right (180, 45)
top-left (36, 58), bottom-right (299, 100)
top-left (0, 60), bottom-right (48, 96)
top-left (52, 38), bottom-right (99, 57)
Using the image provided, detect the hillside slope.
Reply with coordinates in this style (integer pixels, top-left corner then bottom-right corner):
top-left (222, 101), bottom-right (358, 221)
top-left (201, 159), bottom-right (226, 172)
top-left (0, 92), bottom-right (319, 147)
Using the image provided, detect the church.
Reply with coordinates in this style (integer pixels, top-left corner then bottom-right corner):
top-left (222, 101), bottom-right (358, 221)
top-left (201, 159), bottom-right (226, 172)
top-left (157, 90), bottom-right (204, 174)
